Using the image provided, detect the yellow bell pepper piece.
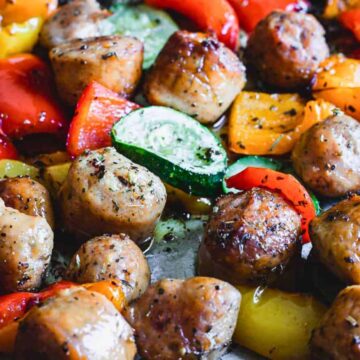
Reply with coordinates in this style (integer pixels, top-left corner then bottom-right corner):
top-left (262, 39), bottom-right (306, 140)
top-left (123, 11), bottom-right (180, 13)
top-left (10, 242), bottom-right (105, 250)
top-left (228, 92), bottom-right (335, 155)
top-left (234, 286), bottom-right (327, 360)
top-left (0, 0), bottom-right (57, 25)
top-left (323, 0), bottom-right (360, 19)
top-left (0, 17), bottom-right (44, 59)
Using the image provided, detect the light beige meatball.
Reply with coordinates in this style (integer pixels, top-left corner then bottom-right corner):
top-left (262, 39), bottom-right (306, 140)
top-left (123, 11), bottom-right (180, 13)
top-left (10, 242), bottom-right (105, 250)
top-left (125, 277), bottom-right (240, 360)
top-left (50, 35), bottom-right (143, 106)
top-left (311, 285), bottom-right (360, 359)
top-left (246, 11), bottom-right (329, 89)
top-left (0, 177), bottom-right (54, 229)
top-left (40, 0), bottom-right (108, 49)
top-left (0, 199), bottom-right (53, 293)
top-left (198, 189), bottom-right (301, 286)
top-left (144, 30), bottom-right (246, 125)
top-left (59, 147), bottom-right (167, 243)
top-left (292, 114), bottom-right (360, 197)
top-left (310, 196), bottom-right (360, 284)
top-left (14, 287), bottom-right (136, 360)
top-left (66, 234), bottom-right (150, 301)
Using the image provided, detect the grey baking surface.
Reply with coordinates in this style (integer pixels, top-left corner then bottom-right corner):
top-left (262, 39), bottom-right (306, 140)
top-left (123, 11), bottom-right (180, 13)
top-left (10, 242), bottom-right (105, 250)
top-left (147, 216), bottom-right (264, 360)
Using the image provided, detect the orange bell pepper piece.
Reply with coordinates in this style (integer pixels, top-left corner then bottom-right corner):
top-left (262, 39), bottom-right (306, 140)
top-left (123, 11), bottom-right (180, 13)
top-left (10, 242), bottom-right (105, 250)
top-left (339, 8), bottom-right (360, 42)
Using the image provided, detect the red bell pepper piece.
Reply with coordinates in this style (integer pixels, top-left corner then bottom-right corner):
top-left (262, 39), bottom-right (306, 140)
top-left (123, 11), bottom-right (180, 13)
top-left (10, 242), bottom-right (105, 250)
top-left (67, 81), bottom-right (140, 158)
top-left (227, 0), bottom-right (309, 33)
top-left (145, 0), bottom-right (240, 51)
top-left (0, 132), bottom-right (18, 160)
top-left (0, 281), bottom-right (74, 329)
top-left (339, 9), bottom-right (360, 42)
top-left (0, 54), bottom-right (68, 139)
top-left (226, 167), bottom-right (316, 243)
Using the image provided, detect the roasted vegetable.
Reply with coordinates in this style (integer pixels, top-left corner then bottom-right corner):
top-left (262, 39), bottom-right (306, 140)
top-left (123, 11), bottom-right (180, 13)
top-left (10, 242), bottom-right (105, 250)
top-left (234, 286), bottom-right (327, 360)
top-left (42, 162), bottom-right (71, 197)
top-left (228, 92), bottom-right (335, 155)
top-left (323, 0), bottom-right (360, 19)
top-left (0, 160), bottom-right (39, 179)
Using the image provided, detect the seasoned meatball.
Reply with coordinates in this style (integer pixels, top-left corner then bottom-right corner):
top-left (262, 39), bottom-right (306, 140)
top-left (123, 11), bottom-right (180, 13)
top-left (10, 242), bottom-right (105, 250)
top-left (310, 196), bottom-right (360, 284)
top-left (50, 36), bottom-right (143, 106)
top-left (292, 114), bottom-right (360, 197)
top-left (198, 189), bottom-right (301, 285)
top-left (59, 147), bottom-right (167, 243)
top-left (66, 234), bottom-right (150, 301)
top-left (14, 287), bottom-right (136, 360)
top-left (311, 285), bottom-right (360, 359)
top-left (40, 0), bottom-right (108, 49)
top-left (0, 199), bottom-right (53, 293)
top-left (246, 11), bottom-right (329, 89)
top-left (144, 30), bottom-right (246, 125)
top-left (125, 277), bottom-right (240, 360)
top-left (0, 177), bottom-right (54, 229)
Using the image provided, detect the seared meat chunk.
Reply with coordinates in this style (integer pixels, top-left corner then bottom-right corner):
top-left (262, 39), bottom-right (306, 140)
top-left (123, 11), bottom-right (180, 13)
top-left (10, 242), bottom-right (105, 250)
top-left (310, 196), bottom-right (360, 284)
top-left (0, 177), bottom-right (54, 229)
top-left (246, 11), bottom-right (329, 89)
top-left (125, 277), bottom-right (240, 360)
top-left (311, 285), bottom-right (360, 359)
top-left (198, 189), bottom-right (301, 285)
top-left (40, 0), bottom-right (108, 49)
top-left (14, 287), bottom-right (136, 360)
top-left (50, 35), bottom-right (143, 106)
top-left (66, 234), bottom-right (150, 301)
top-left (59, 147), bottom-right (167, 243)
top-left (0, 199), bottom-right (53, 293)
top-left (292, 114), bottom-right (360, 197)
top-left (144, 31), bottom-right (246, 125)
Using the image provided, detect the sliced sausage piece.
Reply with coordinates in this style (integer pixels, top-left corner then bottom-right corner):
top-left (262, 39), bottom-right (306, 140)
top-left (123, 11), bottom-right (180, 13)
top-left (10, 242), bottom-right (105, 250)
top-left (311, 285), bottom-right (360, 359)
top-left (292, 114), bottom-right (360, 197)
top-left (198, 189), bottom-right (301, 285)
top-left (246, 11), bottom-right (329, 89)
top-left (50, 35), bottom-right (144, 106)
top-left (40, 0), bottom-right (108, 49)
top-left (125, 277), bottom-right (240, 360)
top-left (14, 287), bottom-right (136, 360)
top-left (0, 199), bottom-right (53, 293)
top-left (66, 234), bottom-right (150, 301)
top-left (0, 177), bottom-right (54, 229)
top-left (144, 30), bottom-right (246, 125)
top-left (310, 196), bottom-right (360, 284)
top-left (59, 147), bottom-right (167, 243)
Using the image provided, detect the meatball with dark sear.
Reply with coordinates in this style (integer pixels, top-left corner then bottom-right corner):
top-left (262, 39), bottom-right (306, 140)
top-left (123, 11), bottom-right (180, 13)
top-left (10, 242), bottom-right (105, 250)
top-left (125, 277), bottom-right (240, 360)
top-left (292, 114), bottom-right (360, 197)
top-left (50, 35), bottom-right (143, 106)
top-left (246, 11), bottom-right (329, 89)
top-left (311, 285), bottom-right (360, 359)
top-left (0, 177), bottom-right (54, 229)
top-left (0, 199), bottom-right (53, 293)
top-left (40, 0), bottom-right (108, 49)
top-left (310, 196), bottom-right (360, 284)
top-left (66, 234), bottom-right (150, 301)
top-left (59, 147), bottom-right (167, 243)
top-left (144, 30), bottom-right (246, 125)
top-left (198, 189), bottom-right (301, 285)
top-left (14, 287), bottom-right (136, 360)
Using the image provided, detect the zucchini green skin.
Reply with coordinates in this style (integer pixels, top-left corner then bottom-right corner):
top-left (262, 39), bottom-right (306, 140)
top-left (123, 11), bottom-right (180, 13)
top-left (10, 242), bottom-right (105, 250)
top-left (111, 107), bottom-right (228, 197)
top-left (107, 4), bottom-right (179, 69)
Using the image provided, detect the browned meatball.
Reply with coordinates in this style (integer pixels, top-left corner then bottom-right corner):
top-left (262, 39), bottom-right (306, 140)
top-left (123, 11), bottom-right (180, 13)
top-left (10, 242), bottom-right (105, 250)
top-left (0, 177), bottom-right (54, 229)
top-left (50, 35), bottom-right (143, 106)
top-left (40, 0), bottom-right (109, 49)
top-left (198, 189), bottom-right (301, 285)
top-left (292, 114), bottom-right (360, 197)
top-left (66, 234), bottom-right (150, 301)
top-left (14, 287), bottom-right (136, 360)
top-left (310, 196), bottom-right (360, 284)
top-left (144, 30), bottom-right (246, 125)
top-left (246, 11), bottom-right (329, 89)
top-left (125, 277), bottom-right (240, 360)
top-left (311, 285), bottom-right (360, 359)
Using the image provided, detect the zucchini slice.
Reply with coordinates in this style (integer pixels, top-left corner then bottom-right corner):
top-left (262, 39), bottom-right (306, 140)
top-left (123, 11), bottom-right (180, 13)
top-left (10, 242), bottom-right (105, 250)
top-left (111, 106), bottom-right (228, 196)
